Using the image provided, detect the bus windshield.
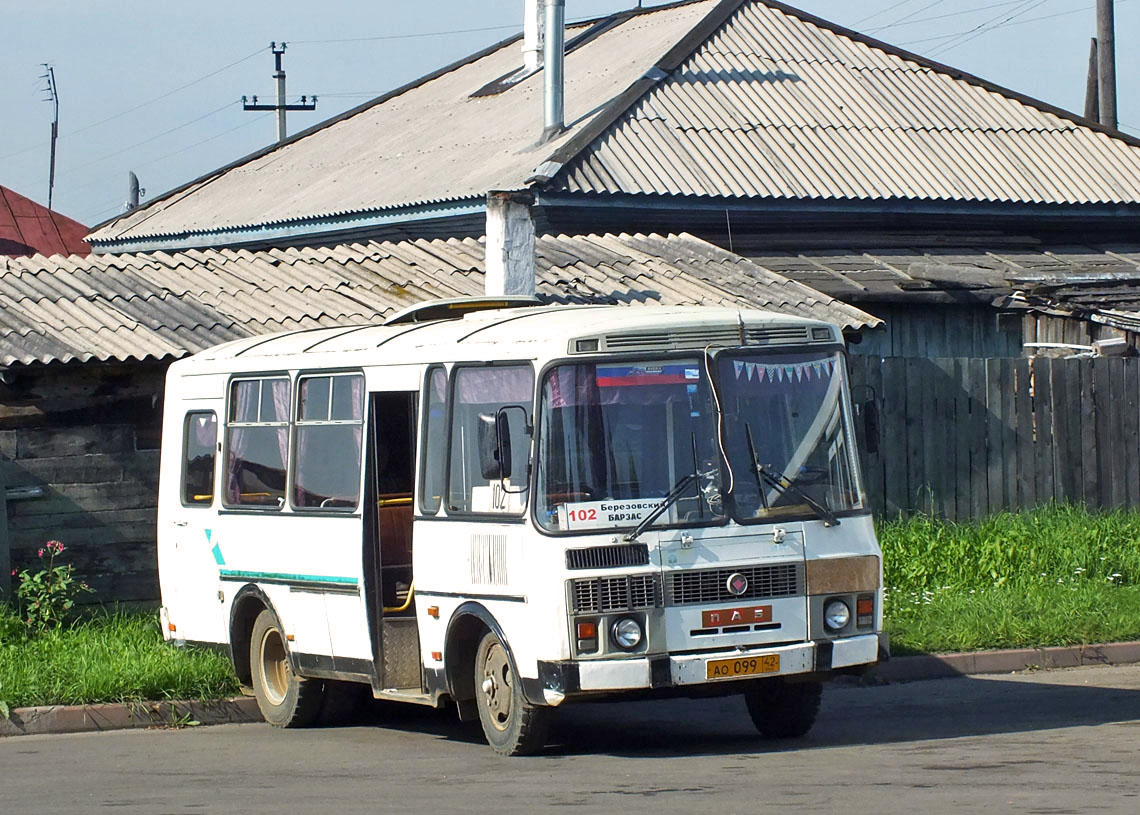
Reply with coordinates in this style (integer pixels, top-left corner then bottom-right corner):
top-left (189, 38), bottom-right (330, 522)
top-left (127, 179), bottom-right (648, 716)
top-left (716, 349), bottom-right (863, 524)
top-left (536, 359), bottom-right (722, 533)
top-left (535, 349), bottom-right (864, 533)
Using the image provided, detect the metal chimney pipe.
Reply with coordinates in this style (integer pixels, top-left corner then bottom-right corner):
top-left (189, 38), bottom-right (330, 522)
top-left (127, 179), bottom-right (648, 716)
top-left (523, 0), bottom-right (545, 72)
top-left (541, 0), bottom-right (565, 142)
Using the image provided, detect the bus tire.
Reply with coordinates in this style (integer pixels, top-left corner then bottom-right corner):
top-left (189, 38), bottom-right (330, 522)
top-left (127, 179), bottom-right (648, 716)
top-left (473, 631), bottom-right (549, 756)
top-left (743, 678), bottom-right (822, 739)
top-left (249, 608), bottom-right (324, 728)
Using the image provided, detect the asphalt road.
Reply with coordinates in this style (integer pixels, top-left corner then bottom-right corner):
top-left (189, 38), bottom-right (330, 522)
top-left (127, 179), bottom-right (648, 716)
top-left (4, 665), bottom-right (1140, 814)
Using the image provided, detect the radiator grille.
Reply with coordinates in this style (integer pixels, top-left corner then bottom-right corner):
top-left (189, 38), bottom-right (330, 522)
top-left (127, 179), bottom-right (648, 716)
top-left (667, 563), bottom-right (802, 606)
top-left (743, 326), bottom-right (810, 345)
top-left (571, 574), bottom-right (660, 613)
top-left (601, 326), bottom-right (741, 351)
top-left (566, 543), bottom-right (650, 570)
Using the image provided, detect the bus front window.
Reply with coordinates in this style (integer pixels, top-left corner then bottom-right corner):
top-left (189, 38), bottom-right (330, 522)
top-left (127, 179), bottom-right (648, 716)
top-left (536, 360), bottom-right (722, 533)
top-left (716, 350), bottom-right (864, 524)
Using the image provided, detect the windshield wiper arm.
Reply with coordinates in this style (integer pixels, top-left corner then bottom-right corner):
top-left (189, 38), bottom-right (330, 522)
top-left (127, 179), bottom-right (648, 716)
top-left (743, 422), bottom-right (839, 528)
top-left (626, 471), bottom-right (699, 542)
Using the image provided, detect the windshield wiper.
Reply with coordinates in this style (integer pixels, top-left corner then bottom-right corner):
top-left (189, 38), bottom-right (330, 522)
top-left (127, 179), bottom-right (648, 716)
top-left (625, 471), bottom-right (701, 543)
top-left (744, 422), bottom-right (840, 528)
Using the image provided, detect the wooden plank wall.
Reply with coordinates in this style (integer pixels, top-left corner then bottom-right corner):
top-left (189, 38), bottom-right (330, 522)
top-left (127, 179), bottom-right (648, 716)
top-left (0, 363), bottom-right (166, 603)
top-left (849, 355), bottom-right (1140, 520)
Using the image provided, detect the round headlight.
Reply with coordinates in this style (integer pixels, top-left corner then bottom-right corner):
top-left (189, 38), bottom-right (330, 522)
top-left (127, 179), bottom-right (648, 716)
top-left (823, 599), bottom-right (851, 631)
top-left (611, 617), bottom-right (643, 650)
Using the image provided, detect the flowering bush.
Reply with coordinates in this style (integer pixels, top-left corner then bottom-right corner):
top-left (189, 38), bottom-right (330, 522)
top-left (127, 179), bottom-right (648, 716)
top-left (13, 540), bottom-right (92, 635)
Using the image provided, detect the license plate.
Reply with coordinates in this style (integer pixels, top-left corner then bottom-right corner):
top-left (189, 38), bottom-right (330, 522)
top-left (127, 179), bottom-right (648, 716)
top-left (706, 653), bottom-right (780, 680)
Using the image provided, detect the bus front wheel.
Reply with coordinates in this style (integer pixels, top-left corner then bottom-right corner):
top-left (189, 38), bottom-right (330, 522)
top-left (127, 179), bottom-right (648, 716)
top-left (743, 678), bottom-right (822, 739)
top-left (249, 608), bottom-right (324, 727)
top-left (473, 631), bottom-right (549, 755)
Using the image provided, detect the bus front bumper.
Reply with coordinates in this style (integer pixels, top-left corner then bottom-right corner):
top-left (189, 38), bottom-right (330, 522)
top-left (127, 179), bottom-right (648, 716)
top-left (533, 634), bottom-right (879, 706)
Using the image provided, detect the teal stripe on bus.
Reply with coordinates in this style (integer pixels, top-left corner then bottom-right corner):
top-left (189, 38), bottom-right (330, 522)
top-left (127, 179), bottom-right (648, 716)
top-left (218, 569), bottom-right (358, 586)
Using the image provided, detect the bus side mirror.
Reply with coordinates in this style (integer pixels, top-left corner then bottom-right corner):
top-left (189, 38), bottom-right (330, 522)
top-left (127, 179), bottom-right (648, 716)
top-left (478, 412), bottom-right (513, 481)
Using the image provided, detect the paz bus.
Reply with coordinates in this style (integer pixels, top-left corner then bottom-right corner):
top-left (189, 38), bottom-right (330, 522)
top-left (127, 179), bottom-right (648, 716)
top-left (157, 298), bottom-right (882, 755)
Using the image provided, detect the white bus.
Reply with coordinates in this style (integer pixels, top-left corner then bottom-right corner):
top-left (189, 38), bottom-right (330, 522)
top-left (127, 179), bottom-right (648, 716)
top-left (157, 298), bottom-right (882, 755)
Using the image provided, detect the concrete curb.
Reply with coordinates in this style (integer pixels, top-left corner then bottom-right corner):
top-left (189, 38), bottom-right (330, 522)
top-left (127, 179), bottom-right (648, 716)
top-left (5, 642), bottom-right (1140, 737)
top-left (874, 640), bottom-right (1140, 682)
top-left (0, 696), bottom-right (262, 737)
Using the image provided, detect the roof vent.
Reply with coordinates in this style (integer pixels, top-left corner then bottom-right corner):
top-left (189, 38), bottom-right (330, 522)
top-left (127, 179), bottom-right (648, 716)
top-left (384, 296), bottom-right (540, 325)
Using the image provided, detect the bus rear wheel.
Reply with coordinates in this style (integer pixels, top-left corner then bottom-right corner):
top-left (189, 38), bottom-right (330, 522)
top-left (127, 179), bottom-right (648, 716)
top-left (250, 609), bottom-right (324, 728)
top-left (473, 631), bottom-right (549, 755)
top-left (743, 678), bottom-right (822, 739)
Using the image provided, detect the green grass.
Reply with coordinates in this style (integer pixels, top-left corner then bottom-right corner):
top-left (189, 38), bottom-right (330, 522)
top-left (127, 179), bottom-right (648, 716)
top-left (0, 609), bottom-right (239, 710)
top-left (879, 504), bottom-right (1140, 655)
top-left (3, 503), bottom-right (1139, 709)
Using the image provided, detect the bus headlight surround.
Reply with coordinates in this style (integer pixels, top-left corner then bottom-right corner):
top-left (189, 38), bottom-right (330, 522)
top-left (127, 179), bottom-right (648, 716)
top-left (611, 617), bottom-right (643, 650)
top-left (823, 598), bottom-right (851, 632)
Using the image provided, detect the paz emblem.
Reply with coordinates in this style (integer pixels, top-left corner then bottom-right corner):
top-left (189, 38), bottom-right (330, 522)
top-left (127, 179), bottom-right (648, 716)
top-left (726, 572), bottom-right (749, 597)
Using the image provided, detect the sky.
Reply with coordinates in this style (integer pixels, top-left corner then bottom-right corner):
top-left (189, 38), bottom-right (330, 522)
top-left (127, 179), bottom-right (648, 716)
top-left (2, 0), bottom-right (1137, 229)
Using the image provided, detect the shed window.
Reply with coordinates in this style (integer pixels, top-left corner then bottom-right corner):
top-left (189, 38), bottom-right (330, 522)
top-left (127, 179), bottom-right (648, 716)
top-left (447, 365), bottom-right (533, 514)
top-left (182, 411), bottom-right (217, 506)
top-left (293, 374), bottom-right (364, 510)
top-left (224, 377), bottom-right (290, 508)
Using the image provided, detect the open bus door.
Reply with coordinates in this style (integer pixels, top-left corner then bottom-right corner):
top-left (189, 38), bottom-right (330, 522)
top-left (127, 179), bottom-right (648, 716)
top-left (364, 391), bottom-right (421, 692)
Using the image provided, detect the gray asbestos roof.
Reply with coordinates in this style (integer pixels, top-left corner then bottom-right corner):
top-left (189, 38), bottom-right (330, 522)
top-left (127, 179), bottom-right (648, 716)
top-left (89, 0), bottom-right (1140, 250)
top-left (744, 241), bottom-right (1140, 334)
top-left (0, 233), bottom-right (877, 367)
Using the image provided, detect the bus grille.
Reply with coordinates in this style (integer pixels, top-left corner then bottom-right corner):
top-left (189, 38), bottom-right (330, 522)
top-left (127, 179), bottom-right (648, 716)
top-left (571, 574), bottom-right (660, 613)
top-left (566, 543), bottom-right (650, 570)
top-left (743, 326), bottom-right (810, 345)
top-left (666, 563), bottom-right (802, 606)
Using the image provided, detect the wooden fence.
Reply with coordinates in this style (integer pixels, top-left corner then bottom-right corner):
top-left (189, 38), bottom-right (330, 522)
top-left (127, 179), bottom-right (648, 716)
top-left (847, 356), bottom-right (1140, 520)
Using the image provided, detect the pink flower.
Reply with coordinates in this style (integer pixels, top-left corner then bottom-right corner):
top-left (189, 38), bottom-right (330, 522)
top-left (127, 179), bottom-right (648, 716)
top-left (37, 548), bottom-right (44, 557)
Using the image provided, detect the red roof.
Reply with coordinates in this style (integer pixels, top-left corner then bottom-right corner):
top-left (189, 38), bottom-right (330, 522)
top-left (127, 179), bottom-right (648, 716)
top-left (0, 185), bottom-right (90, 257)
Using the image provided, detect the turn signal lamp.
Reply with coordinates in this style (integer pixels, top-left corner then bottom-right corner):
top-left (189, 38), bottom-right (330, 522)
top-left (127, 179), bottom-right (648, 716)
top-left (856, 595), bottom-right (874, 628)
top-left (576, 619), bottom-right (598, 653)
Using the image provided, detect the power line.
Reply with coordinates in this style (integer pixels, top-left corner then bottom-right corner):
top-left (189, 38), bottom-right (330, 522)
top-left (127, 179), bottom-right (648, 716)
top-left (0, 47), bottom-right (263, 164)
top-left (70, 100), bottom-right (238, 176)
top-left (873, 0), bottom-right (950, 32)
top-left (866, 0), bottom-right (1025, 33)
top-left (76, 112), bottom-right (275, 221)
top-left (926, 0), bottom-right (1048, 57)
top-left (290, 22), bottom-right (520, 45)
top-left (288, 12), bottom-right (618, 46)
top-left (899, 0), bottom-right (1135, 48)
top-left (851, 0), bottom-right (925, 27)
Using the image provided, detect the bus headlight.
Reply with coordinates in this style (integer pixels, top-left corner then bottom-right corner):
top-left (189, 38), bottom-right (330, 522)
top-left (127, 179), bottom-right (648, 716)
top-left (611, 617), bottom-right (643, 650)
top-left (823, 599), bottom-right (851, 632)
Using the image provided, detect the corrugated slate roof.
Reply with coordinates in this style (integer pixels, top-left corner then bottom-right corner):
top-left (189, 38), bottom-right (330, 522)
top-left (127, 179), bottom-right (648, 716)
top-left (89, 0), bottom-right (1140, 249)
top-left (0, 233), bottom-right (876, 367)
top-left (88, 2), bottom-right (716, 247)
top-left (554, 1), bottom-right (1140, 204)
top-left (742, 242), bottom-right (1140, 335)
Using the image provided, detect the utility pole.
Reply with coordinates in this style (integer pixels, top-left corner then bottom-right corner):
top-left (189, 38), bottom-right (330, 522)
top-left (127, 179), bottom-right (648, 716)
top-left (1084, 38), bottom-right (1099, 121)
top-left (1097, 0), bottom-right (1117, 130)
top-left (242, 42), bottom-right (317, 143)
top-left (41, 64), bottom-right (59, 210)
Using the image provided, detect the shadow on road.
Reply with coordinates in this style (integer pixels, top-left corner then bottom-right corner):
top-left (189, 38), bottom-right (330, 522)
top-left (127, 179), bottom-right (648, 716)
top-left (348, 671), bottom-right (1140, 757)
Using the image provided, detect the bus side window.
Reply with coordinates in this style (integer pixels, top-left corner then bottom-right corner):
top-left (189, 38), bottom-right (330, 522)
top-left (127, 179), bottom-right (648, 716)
top-left (419, 367), bottom-right (448, 514)
top-left (447, 365), bottom-right (533, 515)
top-left (224, 377), bottom-right (291, 508)
top-left (294, 373), bottom-right (364, 510)
top-left (182, 411), bottom-right (217, 506)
